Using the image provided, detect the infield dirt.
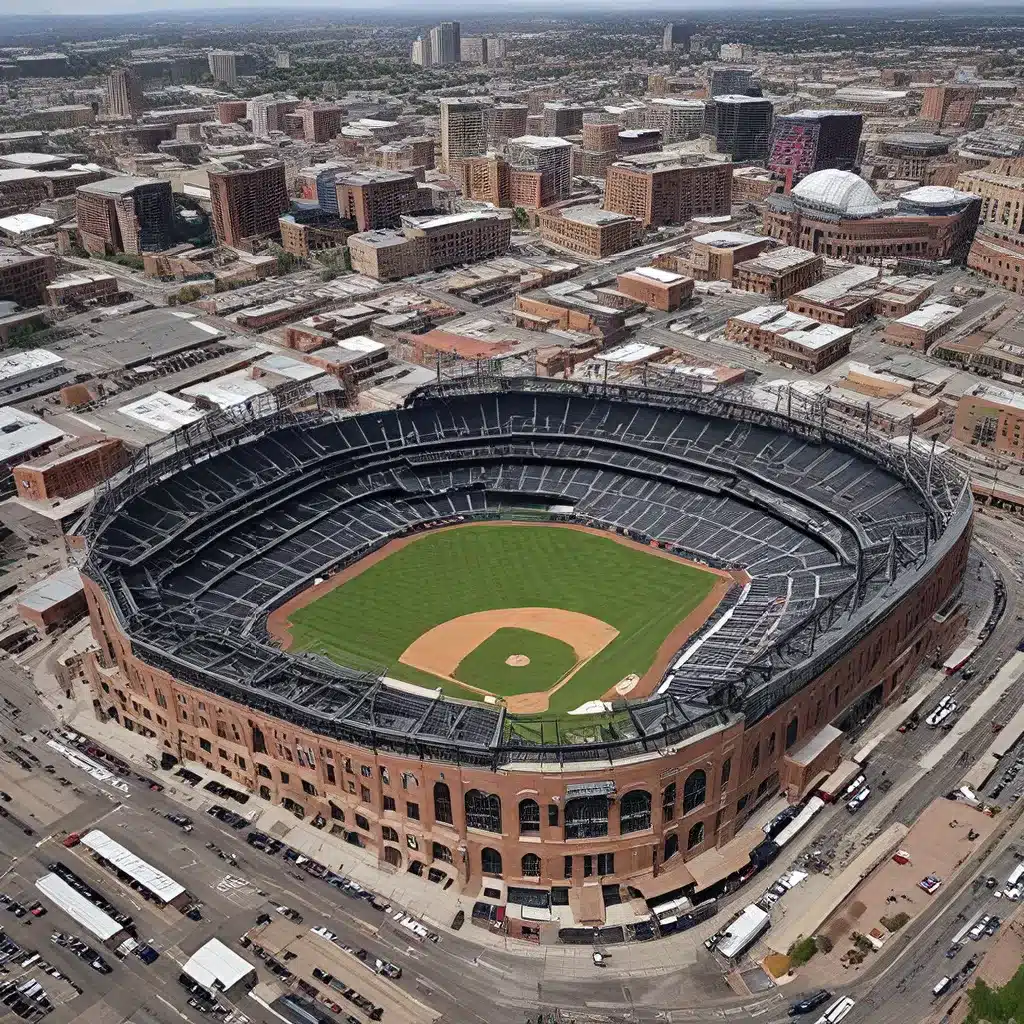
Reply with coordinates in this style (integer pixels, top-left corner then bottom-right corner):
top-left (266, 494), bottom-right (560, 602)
top-left (266, 521), bottom-right (740, 712)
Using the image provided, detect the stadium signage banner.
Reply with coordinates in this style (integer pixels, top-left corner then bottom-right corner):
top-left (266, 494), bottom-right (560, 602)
top-left (565, 781), bottom-right (616, 798)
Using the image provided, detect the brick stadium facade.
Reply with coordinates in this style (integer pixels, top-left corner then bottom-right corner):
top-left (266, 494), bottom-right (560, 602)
top-left (78, 380), bottom-right (972, 903)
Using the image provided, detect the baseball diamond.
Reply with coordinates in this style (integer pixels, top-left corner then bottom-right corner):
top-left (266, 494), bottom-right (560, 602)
top-left (79, 374), bottom-right (972, 903)
top-left (278, 523), bottom-right (722, 713)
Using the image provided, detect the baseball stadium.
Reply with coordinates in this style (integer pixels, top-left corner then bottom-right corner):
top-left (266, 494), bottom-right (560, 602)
top-left (78, 374), bottom-right (973, 914)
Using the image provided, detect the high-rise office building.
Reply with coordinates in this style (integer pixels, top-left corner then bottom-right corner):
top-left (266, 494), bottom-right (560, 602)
top-left (712, 95), bottom-right (774, 163)
top-left (645, 98), bottom-right (705, 144)
top-left (662, 22), bottom-right (693, 52)
top-left (411, 35), bottom-right (432, 66)
top-left (76, 176), bottom-right (174, 256)
top-left (461, 37), bottom-right (488, 64)
top-left (207, 50), bottom-right (238, 88)
top-left (336, 170), bottom-right (421, 232)
top-left (208, 162), bottom-right (289, 247)
top-left (708, 66), bottom-right (758, 98)
top-left (429, 21), bottom-right (461, 66)
top-left (542, 102), bottom-right (584, 138)
top-left (767, 110), bottom-right (863, 181)
top-left (105, 68), bottom-right (143, 120)
top-left (440, 98), bottom-right (488, 172)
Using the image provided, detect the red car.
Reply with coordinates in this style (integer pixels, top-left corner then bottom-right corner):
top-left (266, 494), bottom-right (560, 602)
top-left (63, 833), bottom-right (81, 848)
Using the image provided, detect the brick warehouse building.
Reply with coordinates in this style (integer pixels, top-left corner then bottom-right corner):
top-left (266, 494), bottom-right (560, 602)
top-left (78, 379), bottom-right (971, 911)
top-left (763, 170), bottom-right (980, 264)
top-left (208, 162), bottom-right (289, 248)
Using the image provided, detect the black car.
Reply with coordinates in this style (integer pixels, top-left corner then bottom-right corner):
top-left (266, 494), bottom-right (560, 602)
top-left (788, 991), bottom-right (832, 1016)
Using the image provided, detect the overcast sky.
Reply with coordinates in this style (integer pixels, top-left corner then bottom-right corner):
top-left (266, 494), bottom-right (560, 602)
top-left (0, 0), bottom-right (990, 15)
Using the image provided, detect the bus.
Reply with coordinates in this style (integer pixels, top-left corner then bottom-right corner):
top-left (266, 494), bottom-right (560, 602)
top-left (813, 996), bottom-right (856, 1024)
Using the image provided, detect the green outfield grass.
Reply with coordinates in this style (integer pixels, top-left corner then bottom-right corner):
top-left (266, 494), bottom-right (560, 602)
top-left (287, 524), bottom-right (717, 714)
top-left (454, 627), bottom-right (578, 696)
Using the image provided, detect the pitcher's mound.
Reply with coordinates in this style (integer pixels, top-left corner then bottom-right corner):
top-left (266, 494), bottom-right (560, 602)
top-left (505, 654), bottom-right (531, 667)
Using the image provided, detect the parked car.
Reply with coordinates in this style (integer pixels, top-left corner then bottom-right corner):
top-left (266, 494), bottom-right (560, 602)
top-left (789, 991), bottom-right (832, 1016)
top-left (275, 906), bottom-right (303, 923)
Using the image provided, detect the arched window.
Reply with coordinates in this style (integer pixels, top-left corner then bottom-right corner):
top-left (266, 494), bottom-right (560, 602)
top-left (662, 782), bottom-right (676, 822)
top-left (465, 790), bottom-right (502, 833)
top-left (383, 846), bottom-right (402, 868)
top-left (687, 820), bottom-right (705, 851)
top-left (786, 716), bottom-right (799, 750)
top-left (432, 841), bottom-right (453, 864)
top-left (433, 781), bottom-right (453, 825)
top-left (518, 798), bottom-right (540, 834)
top-left (521, 853), bottom-right (541, 877)
top-left (664, 833), bottom-right (679, 861)
top-left (564, 796), bottom-right (609, 840)
top-left (619, 790), bottom-right (652, 834)
top-left (682, 769), bottom-right (706, 814)
top-left (381, 825), bottom-right (399, 842)
top-left (481, 847), bottom-right (502, 876)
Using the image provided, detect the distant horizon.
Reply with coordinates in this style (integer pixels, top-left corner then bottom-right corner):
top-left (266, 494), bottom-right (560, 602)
top-left (0, 0), bottom-right (1014, 17)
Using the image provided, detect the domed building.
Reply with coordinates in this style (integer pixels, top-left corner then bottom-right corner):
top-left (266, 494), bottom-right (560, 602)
top-left (763, 169), bottom-right (980, 264)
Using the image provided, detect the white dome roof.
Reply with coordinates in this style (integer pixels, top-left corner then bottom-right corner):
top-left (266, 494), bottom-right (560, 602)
top-left (792, 170), bottom-right (882, 217)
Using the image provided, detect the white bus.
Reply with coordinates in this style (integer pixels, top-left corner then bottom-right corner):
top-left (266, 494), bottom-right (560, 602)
top-left (932, 977), bottom-right (953, 998)
top-left (715, 904), bottom-right (770, 959)
top-left (813, 996), bottom-right (856, 1024)
top-left (1007, 863), bottom-right (1024, 887)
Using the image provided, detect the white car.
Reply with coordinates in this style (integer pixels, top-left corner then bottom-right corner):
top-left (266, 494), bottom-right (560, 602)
top-left (310, 926), bottom-right (336, 941)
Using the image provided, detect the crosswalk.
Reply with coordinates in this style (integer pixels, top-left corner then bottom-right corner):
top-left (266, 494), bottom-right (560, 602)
top-left (212, 873), bottom-right (265, 909)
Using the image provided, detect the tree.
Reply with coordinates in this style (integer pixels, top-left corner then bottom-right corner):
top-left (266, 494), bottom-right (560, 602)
top-left (512, 207), bottom-right (530, 229)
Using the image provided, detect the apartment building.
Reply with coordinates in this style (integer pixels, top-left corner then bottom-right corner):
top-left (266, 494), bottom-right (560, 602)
top-left (76, 176), bottom-right (174, 256)
top-left (920, 85), bottom-right (978, 129)
top-left (376, 137), bottom-right (436, 171)
top-left (208, 163), bottom-right (289, 247)
top-left (348, 210), bottom-right (512, 281)
top-left (215, 100), bottom-right (248, 124)
top-left (207, 51), bottom-right (238, 88)
top-left (487, 104), bottom-right (529, 150)
top-left (604, 159), bottom-right (732, 226)
top-left (302, 104), bottom-right (344, 144)
top-left (0, 248), bottom-right (56, 307)
top-left (460, 155), bottom-right (511, 207)
top-left (536, 205), bottom-right (635, 258)
top-left (336, 170), bottom-right (421, 231)
top-left (507, 136), bottom-right (573, 207)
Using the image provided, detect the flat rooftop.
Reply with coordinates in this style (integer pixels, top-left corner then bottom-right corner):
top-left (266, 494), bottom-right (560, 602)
top-left (559, 205), bottom-right (630, 226)
top-left (0, 407), bottom-right (63, 462)
top-left (78, 174), bottom-right (164, 196)
top-left (736, 245), bottom-right (820, 274)
top-left (622, 266), bottom-right (687, 285)
top-left (694, 229), bottom-right (769, 248)
top-left (893, 302), bottom-right (961, 330)
top-left (509, 135), bottom-right (574, 149)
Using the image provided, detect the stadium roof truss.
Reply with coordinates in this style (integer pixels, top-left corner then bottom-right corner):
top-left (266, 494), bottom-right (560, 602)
top-left (80, 373), bottom-right (972, 766)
